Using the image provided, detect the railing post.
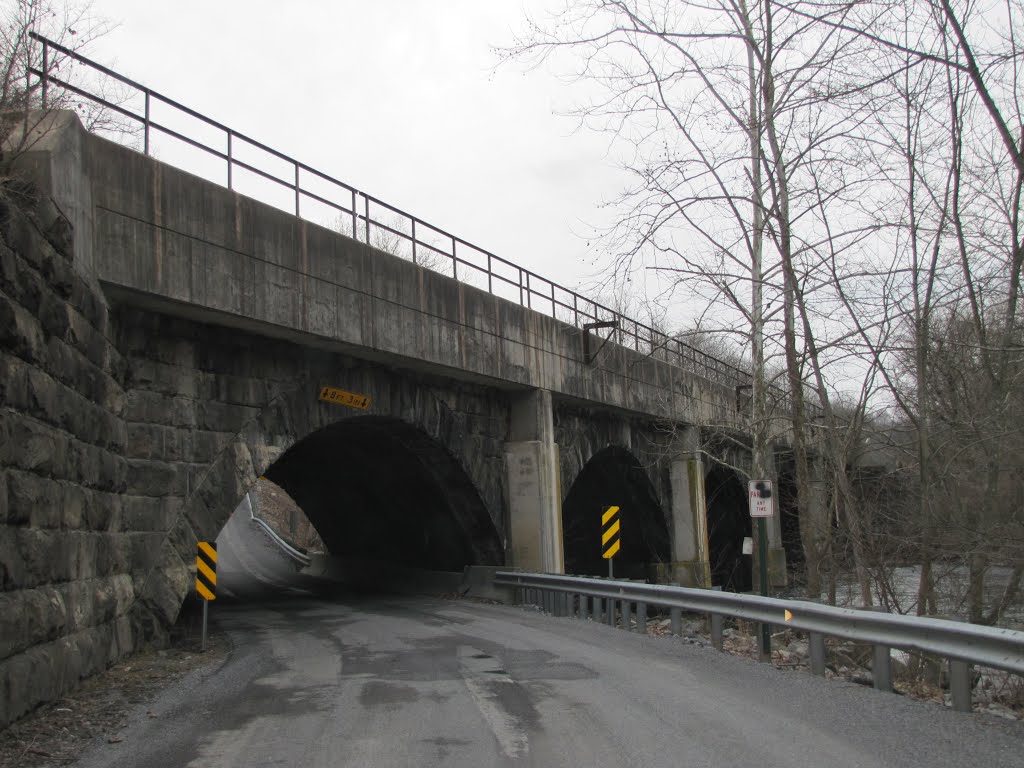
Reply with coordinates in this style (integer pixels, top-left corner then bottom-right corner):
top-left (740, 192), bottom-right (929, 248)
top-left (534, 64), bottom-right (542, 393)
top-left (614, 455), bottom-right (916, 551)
top-left (226, 130), bottom-right (234, 189)
top-left (412, 219), bottom-right (418, 264)
top-left (577, 594), bottom-right (585, 619)
top-left (606, 598), bottom-right (616, 627)
top-left (364, 196), bottom-right (371, 244)
top-left (592, 597), bottom-right (602, 622)
top-left (809, 632), bottom-right (826, 676)
top-left (144, 92), bottom-right (151, 156)
top-left (351, 190), bottom-right (357, 239)
top-left (670, 607), bottom-right (682, 636)
top-left (487, 253), bottom-right (493, 295)
top-left (450, 235), bottom-right (457, 280)
top-left (622, 600), bottom-right (632, 630)
top-left (949, 659), bottom-right (972, 713)
top-left (294, 162), bottom-right (300, 216)
top-left (636, 602), bottom-right (647, 634)
top-left (41, 41), bottom-right (49, 109)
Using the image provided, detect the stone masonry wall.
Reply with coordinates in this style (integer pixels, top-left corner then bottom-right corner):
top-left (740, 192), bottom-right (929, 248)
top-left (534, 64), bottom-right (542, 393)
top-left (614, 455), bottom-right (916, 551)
top-left (0, 190), bottom-right (134, 728)
top-left (111, 305), bottom-right (513, 637)
top-left (554, 404), bottom-right (677, 514)
top-left (0, 188), bottom-right (516, 727)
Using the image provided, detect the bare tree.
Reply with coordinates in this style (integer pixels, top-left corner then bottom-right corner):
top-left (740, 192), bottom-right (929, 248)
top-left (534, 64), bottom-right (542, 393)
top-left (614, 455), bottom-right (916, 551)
top-left (502, 0), bottom-right (890, 599)
top-left (1, 0), bottom-right (121, 175)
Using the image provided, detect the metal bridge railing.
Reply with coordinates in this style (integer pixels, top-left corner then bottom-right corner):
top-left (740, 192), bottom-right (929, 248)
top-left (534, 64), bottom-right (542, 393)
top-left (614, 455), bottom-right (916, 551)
top-left (243, 493), bottom-right (311, 568)
top-left (494, 571), bottom-right (1024, 714)
top-left (28, 32), bottom-right (760, 396)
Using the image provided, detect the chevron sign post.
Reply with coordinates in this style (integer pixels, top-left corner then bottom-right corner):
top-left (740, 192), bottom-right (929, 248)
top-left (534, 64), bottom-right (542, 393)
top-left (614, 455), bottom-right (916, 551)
top-left (196, 541), bottom-right (217, 651)
top-left (602, 505), bottom-right (621, 578)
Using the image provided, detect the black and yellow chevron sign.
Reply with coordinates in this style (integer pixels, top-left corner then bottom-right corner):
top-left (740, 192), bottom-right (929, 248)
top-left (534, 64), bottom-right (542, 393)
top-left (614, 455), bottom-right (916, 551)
top-left (602, 505), bottom-right (621, 559)
top-left (196, 541), bottom-right (217, 601)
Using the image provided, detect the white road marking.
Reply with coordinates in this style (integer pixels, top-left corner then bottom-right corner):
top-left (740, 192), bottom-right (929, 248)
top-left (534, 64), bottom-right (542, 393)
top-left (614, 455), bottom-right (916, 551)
top-left (457, 646), bottom-right (528, 760)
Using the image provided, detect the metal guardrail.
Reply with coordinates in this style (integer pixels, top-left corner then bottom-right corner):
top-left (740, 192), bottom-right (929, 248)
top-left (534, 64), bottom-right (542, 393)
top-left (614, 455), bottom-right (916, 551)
top-left (494, 571), bottom-right (1024, 713)
top-left (243, 493), bottom-right (311, 568)
top-left (27, 32), bottom-right (761, 397)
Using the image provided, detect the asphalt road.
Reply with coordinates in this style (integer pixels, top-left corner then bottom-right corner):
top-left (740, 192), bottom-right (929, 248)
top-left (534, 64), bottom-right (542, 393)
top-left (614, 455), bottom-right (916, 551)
top-left (72, 517), bottom-right (1023, 767)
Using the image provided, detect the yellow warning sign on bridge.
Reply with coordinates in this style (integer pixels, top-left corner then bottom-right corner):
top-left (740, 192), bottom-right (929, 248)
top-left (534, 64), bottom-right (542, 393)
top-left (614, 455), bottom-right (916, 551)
top-left (318, 386), bottom-right (371, 410)
top-left (602, 505), bottom-right (621, 559)
top-left (196, 541), bottom-right (217, 601)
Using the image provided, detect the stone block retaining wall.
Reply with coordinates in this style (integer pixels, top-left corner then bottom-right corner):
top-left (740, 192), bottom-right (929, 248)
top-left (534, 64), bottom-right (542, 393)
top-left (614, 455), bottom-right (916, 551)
top-left (0, 191), bottom-right (135, 727)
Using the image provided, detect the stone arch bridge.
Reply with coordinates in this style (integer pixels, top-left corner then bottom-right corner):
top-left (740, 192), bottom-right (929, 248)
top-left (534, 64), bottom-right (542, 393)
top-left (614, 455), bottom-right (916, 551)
top-left (0, 112), bottom-right (801, 724)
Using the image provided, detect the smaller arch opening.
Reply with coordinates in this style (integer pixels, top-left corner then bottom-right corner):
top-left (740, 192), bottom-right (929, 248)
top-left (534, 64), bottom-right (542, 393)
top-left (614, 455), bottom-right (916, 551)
top-left (705, 466), bottom-right (752, 592)
top-left (562, 446), bottom-right (670, 578)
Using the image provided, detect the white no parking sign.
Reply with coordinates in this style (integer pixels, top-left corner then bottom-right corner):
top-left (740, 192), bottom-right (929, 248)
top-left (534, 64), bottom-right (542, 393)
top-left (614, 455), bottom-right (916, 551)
top-left (748, 480), bottom-right (774, 517)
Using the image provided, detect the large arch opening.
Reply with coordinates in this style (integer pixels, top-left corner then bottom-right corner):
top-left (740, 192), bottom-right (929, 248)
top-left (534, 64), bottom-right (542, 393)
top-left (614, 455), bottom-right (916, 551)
top-left (561, 447), bottom-right (670, 578)
top-left (705, 466), bottom-right (752, 592)
top-left (258, 416), bottom-right (504, 571)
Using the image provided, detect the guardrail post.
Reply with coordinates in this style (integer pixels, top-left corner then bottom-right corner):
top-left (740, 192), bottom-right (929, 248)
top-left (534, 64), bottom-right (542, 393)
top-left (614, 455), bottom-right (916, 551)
top-left (606, 599), bottom-right (617, 627)
top-left (622, 600), bottom-right (632, 630)
top-left (710, 613), bottom-right (724, 651)
top-left (949, 659), bottom-right (972, 713)
top-left (670, 607), bottom-right (681, 636)
top-left (809, 632), bottom-right (826, 676)
top-left (872, 643), bottom-right (892, 693)
top-left (864, 607), bottom-right (892, 693)
top-left (576, 594), bottom-right (585, 619)
top-left (636, 602), bottom-right (647, 634)
top-left (592, 597), bottom-right (602, 622)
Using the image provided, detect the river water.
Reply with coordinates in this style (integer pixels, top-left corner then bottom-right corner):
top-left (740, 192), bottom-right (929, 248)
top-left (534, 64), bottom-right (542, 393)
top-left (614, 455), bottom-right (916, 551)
top-left (824, 564), bottom-right (1023, 626)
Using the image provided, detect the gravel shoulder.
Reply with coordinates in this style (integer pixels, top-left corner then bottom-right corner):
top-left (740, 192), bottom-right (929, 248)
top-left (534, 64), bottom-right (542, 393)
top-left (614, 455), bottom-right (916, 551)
top-left (0, 623), bottom-right (230, 768)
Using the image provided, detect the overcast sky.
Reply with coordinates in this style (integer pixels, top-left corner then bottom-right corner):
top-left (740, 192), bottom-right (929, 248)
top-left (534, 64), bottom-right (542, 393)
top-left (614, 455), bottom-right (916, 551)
top-left (78, 0), bottom-right (629, 298)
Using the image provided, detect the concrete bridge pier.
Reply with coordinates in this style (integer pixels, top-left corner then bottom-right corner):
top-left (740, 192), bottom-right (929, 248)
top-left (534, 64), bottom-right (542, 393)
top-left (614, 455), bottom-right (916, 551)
top-left (506, 390), bottom-right (564, 573)
top-left (668, 427), bottom-right (711, 587)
